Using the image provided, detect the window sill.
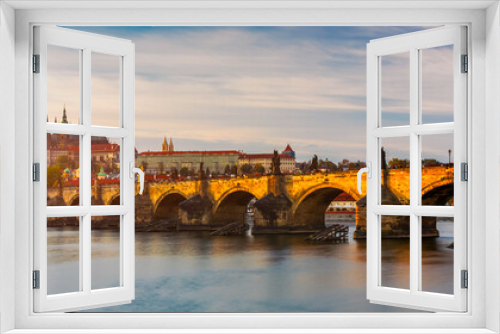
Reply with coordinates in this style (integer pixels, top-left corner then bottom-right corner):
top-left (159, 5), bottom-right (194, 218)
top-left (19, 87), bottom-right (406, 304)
top-left (4, 329), bottom-right (497, 334)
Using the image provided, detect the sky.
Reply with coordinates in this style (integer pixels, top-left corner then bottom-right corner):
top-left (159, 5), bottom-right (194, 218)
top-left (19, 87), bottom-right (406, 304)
top-left (47, 26), bottom-right (454, 163)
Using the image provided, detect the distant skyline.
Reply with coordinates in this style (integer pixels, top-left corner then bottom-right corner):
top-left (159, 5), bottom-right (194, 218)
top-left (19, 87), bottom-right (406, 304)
top-left (47, 26), bottom-right (453, 163)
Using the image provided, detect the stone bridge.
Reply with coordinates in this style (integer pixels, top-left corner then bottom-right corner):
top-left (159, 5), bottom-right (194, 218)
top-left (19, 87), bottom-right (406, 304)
top-left (47, 167), bottom-right (454, 237)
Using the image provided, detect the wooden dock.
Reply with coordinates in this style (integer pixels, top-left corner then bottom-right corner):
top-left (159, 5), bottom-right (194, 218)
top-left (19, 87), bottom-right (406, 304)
top-left (211, 222), bottom-right (250, 236)
top-left (304, 224), bottom-right (349, 244)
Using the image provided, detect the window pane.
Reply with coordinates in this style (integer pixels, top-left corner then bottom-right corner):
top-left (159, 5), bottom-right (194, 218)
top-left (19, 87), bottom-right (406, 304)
top-left (92, 53), bottom-right (121, 127)
top-left (91, 137), bottom-right (121, 205)
top-left (421, 216), bottom-right (454, 294)
top-left (421, 133), bottom-right (454, 206)
top-left (381, 52), bottom-right (410, 127)
top-left (91, 216), bottom-right (121, 290)
top-left (380, 137), bottom-right (410, 205)
top-left (421, 45), bottom-right (454, 124)
top-left (47, 133), bottom-right (80, 206)
top-left (47, 45), bottom-right (81, 125)
top-left (47, 216), bottom-right (80, 295)
top-left (380, 215), bottom-right (410, 290)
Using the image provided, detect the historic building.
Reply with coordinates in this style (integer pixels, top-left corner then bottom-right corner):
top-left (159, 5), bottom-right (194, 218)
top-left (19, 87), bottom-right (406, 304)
top-left (47, 106), bottom-right (121, 174)
top-left (161, 136), bottom-right (174, 152)
top-left (138, 136), bottom-right (240, 174)
top-left (91, 143), bottom-right (120, 167)
top-left (238, 144), bottom-right (296, 174)
top-left (138, 150), bottom-right (240, 175)
top-left (325, 192), bottom-right (356, 221)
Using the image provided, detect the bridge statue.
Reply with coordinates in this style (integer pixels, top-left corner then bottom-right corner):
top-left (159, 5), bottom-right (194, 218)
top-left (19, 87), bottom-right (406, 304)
top-left (271, 150), bottom-right (282, 175)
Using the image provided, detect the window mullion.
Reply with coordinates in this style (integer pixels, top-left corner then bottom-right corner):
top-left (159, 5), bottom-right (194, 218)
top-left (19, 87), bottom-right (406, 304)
top-left (82, 48), bottom-right (92, 295)
top-left (409, 47), bottom-right (420, 294)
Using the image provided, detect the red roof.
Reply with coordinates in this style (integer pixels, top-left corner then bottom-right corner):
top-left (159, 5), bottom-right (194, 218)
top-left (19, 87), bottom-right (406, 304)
top-left (139, 150), bottom-right (240, 157)
top-left (334, 192), bottom-right (356, 201)
top-left (239, 153), bottom-right (294, 160)
top-left (91, 144), bottom-right (120, 152)
top-left (283, 144), bottom-right (293, 152)
top-left (52, 144), bottom-right (120, 152)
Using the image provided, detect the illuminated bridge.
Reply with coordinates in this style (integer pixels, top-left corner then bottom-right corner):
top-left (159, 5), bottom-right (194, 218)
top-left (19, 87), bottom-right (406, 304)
top-left (47, 167), bottom-right (454, 237)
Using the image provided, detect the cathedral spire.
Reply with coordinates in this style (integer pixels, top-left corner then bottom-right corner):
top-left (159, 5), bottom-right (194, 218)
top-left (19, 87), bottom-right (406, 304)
top-left (169, 137), bottom-right (174, 152)
top-left (61, 104), bottom-right (68, 124)
top-left (162, 136), bottom-right (169, 152)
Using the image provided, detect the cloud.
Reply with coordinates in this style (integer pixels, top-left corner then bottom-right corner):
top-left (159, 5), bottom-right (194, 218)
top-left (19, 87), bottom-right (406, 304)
top-left (48, 26), bottom-right (451, 163)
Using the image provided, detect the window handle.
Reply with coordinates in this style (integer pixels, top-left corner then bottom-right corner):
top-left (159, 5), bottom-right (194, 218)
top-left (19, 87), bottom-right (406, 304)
top-left (130, 162), bottom-right (145, 195)
top-left (357, 162), bottom-right (371, 195)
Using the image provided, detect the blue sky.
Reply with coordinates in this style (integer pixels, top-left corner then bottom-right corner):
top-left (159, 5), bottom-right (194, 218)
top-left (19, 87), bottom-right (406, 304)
top-left (49, 26), bottom-right (454, 163)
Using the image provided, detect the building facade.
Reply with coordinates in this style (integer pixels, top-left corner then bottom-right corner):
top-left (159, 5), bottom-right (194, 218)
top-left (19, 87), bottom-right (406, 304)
top-left (238, 144), bottom-right (296, 174)
top-left (325, 192), bottom-right (356, 221)
top-left (138, 150), bottom-right (240, 175)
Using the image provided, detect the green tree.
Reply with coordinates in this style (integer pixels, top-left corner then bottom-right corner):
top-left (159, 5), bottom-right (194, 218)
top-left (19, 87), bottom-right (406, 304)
top-left (179, 167), bottom-right (189, 177)
top-left (57, 155), bottom-right (70, 170)
top-left (47, 165), bottom-right (61, 188)
top-left (230, 164), bottom-right (238, 175)
top-left (310, 155), bottom-right (319, 171)
top-left (254, 163), bottom-right (265, 174)
top-left (170, 167), bottom-right (179, 180)
top-left (388, 158), bottom-right (410, 169)
top-left (320, 160), bottom-right (337, 171)
top-left (224, 164), bottom-right (231, 175)
top-left (241, 163), bottom-right (253, 175)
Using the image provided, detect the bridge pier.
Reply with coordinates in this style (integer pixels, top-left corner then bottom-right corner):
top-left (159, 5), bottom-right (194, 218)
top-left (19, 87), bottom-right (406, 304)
top-left (252, 193), bottom-right (299, 234)
top-left (178, 194), bottom-right (218, 231)
top-left (353, 191), bottom-right (439, 239)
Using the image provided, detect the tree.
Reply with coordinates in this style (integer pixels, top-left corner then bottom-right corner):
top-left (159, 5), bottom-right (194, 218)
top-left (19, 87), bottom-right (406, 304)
top-left (320, 160), bottom-right (337, 171)
top-left (224, 164), bottom-right (231, 175)
top-left (170, 167), bottom-right (178, 180)
top-left (310, 155), bottom-right (319, 171)
top-left (388, 158), bottom-right (410, 169)
top-left (298, 161), bottom-right (310, 173)
top-left (241, 163), bottom-right (253, 174)
top-left (254, 163), bottom-right (265, 174)
top-left (180, 167), bottom-right (189, 177)
top-left (206, 167), bottom-right (210, 176)
top-left (47, 165), bottom-right (61, 188)
top-left (56, 155), bottom-right (70, 170)
top-left (230, 164), bottom-right (238, 175)
top-left (422, 158), bottom-right (439, 167)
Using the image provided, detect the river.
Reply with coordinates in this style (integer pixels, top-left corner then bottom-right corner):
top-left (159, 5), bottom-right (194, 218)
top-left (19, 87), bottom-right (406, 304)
top-left (47, 219), bottom-right (454, 313)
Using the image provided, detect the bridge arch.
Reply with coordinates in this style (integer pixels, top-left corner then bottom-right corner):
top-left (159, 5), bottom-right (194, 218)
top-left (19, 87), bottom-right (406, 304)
top-left (153, 190), bottom-right (189, 221)
top-left (106, 193), bottom-right (121, 206)
top-left (212, 187), bottom-right (260, 225)
top-left (422, 178), bottom-right (454, 206)
top-left (68, 194), bottom-right (80, 207)
top-left (292, 183), bottom-right (359, 227)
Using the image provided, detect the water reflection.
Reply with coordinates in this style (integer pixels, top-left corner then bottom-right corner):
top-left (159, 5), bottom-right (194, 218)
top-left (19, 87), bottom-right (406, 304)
top-left (46, 220), bottom-right (454, 312)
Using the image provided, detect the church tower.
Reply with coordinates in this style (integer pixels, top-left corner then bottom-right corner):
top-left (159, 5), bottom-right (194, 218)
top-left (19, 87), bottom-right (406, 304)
top-left (162, 136), bottom-right (169, 152)
top-left (169, 137), bottom-right (174, 152)
top-left (61, 104), bottom-right (68, 124)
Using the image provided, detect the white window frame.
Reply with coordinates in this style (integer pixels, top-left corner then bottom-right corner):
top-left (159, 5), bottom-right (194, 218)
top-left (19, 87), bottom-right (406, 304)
top-left (32, 25), bottom-right (136, 313)
top-left (1, 2), bottom-right (499, 333)
top-left (366, 26), bottom-right (468, 312)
